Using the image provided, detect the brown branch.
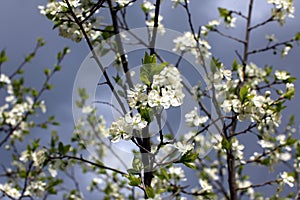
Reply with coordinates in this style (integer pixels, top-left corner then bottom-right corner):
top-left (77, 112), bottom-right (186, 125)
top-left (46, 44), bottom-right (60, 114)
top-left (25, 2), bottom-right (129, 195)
top-left (48, 154), bottom-right (127, 175)
top-left (249, 16), bottom-right (274, 31)
top-left (107, 0), bottom-right (134, 88)
top-left (65, 0), bottom-right (127, 114)
top-left (149, 0), bottom-right (161, 55)
top-left (247, 38), bottom-right (295, 55)
top-left (237, 179), bottom-right (279, 190)
top-left (212, 28), bottom-right (246, 44)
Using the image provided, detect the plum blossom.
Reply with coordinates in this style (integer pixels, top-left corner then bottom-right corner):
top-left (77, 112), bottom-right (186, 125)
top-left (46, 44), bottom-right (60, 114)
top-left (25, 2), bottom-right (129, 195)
top-left (145, 12), bottom-right (165, 35)
top-left (275, 70), bottom-right (290, 80)
top-left (266, 34), bottom-right (277, 42)
top-left (268, 0), bottom-right (295, 25)
top-left (0, 183), bottom-right (20, 199)
top-left (0, 73), bottom-right (11, 84)
top-left (32, 149), bottom-right (47, 167)
top-left (173, 32), bottom-right (211, 62)
top-left (169, 166), bottom-right (186, 180)
top-left (258, 140), bottom-right (275, 149)
top-left (185, 107), bottom-right (208, 127)
top-left (109, 113), bottom-right (147, 143)
top-left (115, 0), bottom-right (132, 7)
top-left (149, 65), bottom-right (184, 109)
top-left (141, 1), bottom-right (155, 12)
top-left (38, 1), bottom-right (101, 42)
top-left (280, 171), bottom-right (295, 187)
top-left (174, 141), bottom-right (194, 154)
top-left (127, 84), bottom-right (148, 108)
top-left (199, 179), bottom-right (212, 192)
top-left (171, 0), bottom-right (190, 8)
top-left (221, 98), bottom-right (242, 113)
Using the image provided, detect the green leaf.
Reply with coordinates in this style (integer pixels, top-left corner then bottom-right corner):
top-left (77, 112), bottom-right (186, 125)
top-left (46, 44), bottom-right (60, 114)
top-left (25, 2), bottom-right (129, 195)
top-left (221, 138), bottom-right (231, 150)
top-left (31, 89), bottom-right (38, 97)
top-left (0, 49), bottom-right (8, 64)
top-left (44, 68), bottom-right (51, 76)
top-left (239, 85), bottom-right (249, 103)
top-left (139, 107), bottom-right (153, 123)
top-left (218, 7), bottom-right (230, 18)
top-left (145, 186), bottom-right (155, 198)
top-left (294, 32), bottom-right (300, 41)
top-left (286, 136), bottom-right (297, 146)
top-left (283, 88), bottom-right (295, 100)
top-left (58, 142), bottom-right (70, 155)
top-left (54, 65), bottom-right (62, 71)
top-left (37, 38), bottom-right (46, 47)
top-left (132, 155), bottom-right (143, 170)
top-left (127, 174), bottom-right (141, 186)
top-left (140, 53), bottom-right (167, 86)
top-left (57, 52), bottom-right (63, 60)
top-left (284, 77), bottom-right (296, 84)
top-left (102, 26), bottom-right (114, 40)
top-left (25, 53), bottom-right (35, 62)
top-left (113, 74), bottom-right (122, 86)
top-left (142, 52), bottom-right (156, 65)
top-left (179, 150), bottom-right (198, 163)
top-left (183, 162), bottom-right (197, 169)
top-left (45, 83), bottom-right (53, 90)
top-left (232, 59), bottom-right (239, 71)
top-left (140, 64), bottom-right (152, 86)
top-left (127, 168), bottom-right (140, 175)
top-left (58, 142), bottom-right (64, 154)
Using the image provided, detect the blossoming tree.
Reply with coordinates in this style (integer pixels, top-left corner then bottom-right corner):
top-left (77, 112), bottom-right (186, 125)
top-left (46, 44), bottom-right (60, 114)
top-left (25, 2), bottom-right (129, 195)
top-left (1, 0), bottom-right (300, 199)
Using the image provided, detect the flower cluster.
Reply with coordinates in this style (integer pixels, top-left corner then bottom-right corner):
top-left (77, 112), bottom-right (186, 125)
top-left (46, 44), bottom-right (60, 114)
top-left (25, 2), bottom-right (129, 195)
top-left (201, 20), bottom-right (221, 36)
top-left (109, 65), bottom-right (184, 142)
top-left (149, 66), bottom-right (185, 108)
top-left (141, 0), bottom-right (155, 12)
top-left (145, 12), bottom-right (165, 35)
top-left (173, 32), bottom-right (211, 62)
top-left (128, 65), bottom-right (184, 110)
top-left (268, 0), bottom-right (295, 25)
top-left (116, 0), bottom-right (132, 7)
top-left (38, 1), bottom-right (101, 42)
top-left (109, 113), bottom-right (148, 143)
top-left (215, 61), bottom-right (295, 133)
top-left (185, 107), bottom-right (209, 127)
top-left (171, 0), bottom-right (190, 8)
top-left (0, 73), bottom-right (46, 141)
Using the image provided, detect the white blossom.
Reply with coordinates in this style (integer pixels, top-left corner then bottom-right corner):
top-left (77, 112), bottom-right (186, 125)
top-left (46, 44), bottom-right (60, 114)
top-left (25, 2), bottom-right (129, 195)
top-left (82, 105), bottom-right (93, 114)
top-left (204, 168), bottom-right (219, 181)
top-left (116, 0), bottom-right (131, 7)
top-left (265, 34), bottom-right (277, 42)
top-left (169, 166), bottom-right (186, 180)
top-left (0, 183), bottom-right (20, 199)
top-left (145, 12), bottom-right (165, 35)
top-left (275, 70), bottom-right (290, 80)
top-left (199, 179), bottom-right (212, 192)
top-left (127, 84), bottom-right (148, 108)
top-left (0, 73), bottom-right (11, 84)
top-left (171, 0), bottom-right (189, 8)
top-left (174, 141), bottom-right (194, 154)
top-left (109, 113), bottom-right (147, 143)
top-left (280, 171), bottom-right (294, 187)
top-left (185, 107), bottom-right (208, 127)
top-left (32, 149), bottom-right (47, 167)
top-left (258, 140), bottom-right (275, 149)
top-left (141, 1), bottom-right (155, 12)
top-left (148, 65), bottom-right (184, 109)
top-left (173, 32), bottom-right (211, 62)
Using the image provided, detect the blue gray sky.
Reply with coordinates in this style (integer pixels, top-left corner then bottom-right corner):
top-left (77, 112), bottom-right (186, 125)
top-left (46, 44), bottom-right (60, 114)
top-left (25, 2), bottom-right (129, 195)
top-left (1, 0), bottom-right (300, 198)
